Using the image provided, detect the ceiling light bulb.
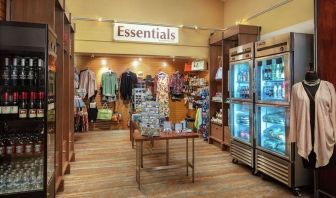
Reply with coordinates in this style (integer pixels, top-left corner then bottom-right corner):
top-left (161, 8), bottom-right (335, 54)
top-left (132, 60), bottom-right (140, 67)
top-left (179, 25), bottom-right (184, 28)
top-left (98, 17), bottom-right (103, 22)
top-left (138, 58), bottom-right (142, 62)
top-left (101, 59), bottom-right (107, 66)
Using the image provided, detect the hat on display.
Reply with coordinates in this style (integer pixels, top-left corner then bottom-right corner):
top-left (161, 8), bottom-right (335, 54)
top-left (137, 71), bottom-right (144, 79)
top-left (145, 75), bottom-right (153, 82)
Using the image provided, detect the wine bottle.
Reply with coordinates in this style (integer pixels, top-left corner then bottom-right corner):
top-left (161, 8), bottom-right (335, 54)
top-left (27, 58), bottom-right (35, 88)
top-left (36, 91), bottom-right (44, 118)
top-left (18, 57), bottom-right (26, 87)
top-left (28, 91), bottom-right (36, 119)
top-left (10, 57), bottom-right (18, 87)
top-left (2, 89), bottom-right (10, 114)
top-left (1, 57), bottom-right (10, 86)
top-left (19, 91), bottom-right (28, 119)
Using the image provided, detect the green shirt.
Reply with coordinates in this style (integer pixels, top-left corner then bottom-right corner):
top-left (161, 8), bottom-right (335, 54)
top-left (101, 72), bottom-right (118, 97)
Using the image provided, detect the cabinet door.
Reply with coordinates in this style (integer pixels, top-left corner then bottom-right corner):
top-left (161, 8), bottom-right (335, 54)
top-left (230, 60), bottom-right (253, 101)
top-left (255, 104), bottom-right (290, 159)
top-left (230, 102), bottom-right (253, 145)
top-left (255, 53), bottom-right (291, 105)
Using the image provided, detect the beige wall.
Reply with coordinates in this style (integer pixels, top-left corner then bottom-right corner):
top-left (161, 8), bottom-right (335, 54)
top-left (67, 0), bottom-right (224, 58)
top-left (223, 0), bottom-right (314, 35)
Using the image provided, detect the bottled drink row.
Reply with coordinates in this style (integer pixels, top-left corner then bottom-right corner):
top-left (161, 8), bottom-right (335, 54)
top-left (0, 132), bottom-right (43, 158)
top-left (263, 82), bottom-right (286, 99)
top-left (237, 86), bottom-right (250, 99)
top-left (1, 57), bottom-right (44, 87)
top-left (262, 59), bottom-right (284, 81)
top-left (0, 157), bottom-right (43, 194)
top-left (0, 90), bottom-right (45, 119)
top-left (237, 68), bottom-right (249, 82)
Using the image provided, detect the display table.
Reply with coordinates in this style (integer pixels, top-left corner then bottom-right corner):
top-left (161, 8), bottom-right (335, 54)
top-left (133, 130), bottom-right (199, 189)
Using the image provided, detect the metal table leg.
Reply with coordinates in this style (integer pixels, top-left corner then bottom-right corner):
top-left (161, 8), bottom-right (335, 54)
top-left (166, 139), bottom-right (169, 165)
top-left (186, 138), bottom-right (188, 176)
top-left (141, 141), bottom-right (143, 168)
top-left (192, 137), bottom-right (195, 183)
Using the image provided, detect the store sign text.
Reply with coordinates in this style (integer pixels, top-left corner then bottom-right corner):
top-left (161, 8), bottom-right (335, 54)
top-left (114, 23), bottom-right (179, 44)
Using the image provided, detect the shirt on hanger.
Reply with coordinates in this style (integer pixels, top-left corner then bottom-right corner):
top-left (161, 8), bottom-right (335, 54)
top-left (79, 69), bottom-right (97, 99)
top-left (101, 71), bottom-right (118, 97)
top-left (170, 71), bottom-right (184, 95)
top-left (289, 80), bottom-right (336, 168)
top-left (120, 71), bottom-right (138, 100)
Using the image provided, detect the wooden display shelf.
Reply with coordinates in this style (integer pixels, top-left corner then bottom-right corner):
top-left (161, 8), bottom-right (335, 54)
top-left (208, 24), bottom-right (260, 150)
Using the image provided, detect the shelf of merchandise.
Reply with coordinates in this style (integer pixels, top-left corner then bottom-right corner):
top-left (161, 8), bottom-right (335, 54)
top-left (0, 21), bottom-right (57, 198)
top-left (208, 25), bottom-right (260, 150)
top-left (9, 0), bottom-right (76, 193)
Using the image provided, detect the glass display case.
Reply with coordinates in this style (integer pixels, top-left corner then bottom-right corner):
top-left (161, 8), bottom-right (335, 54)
top-left (255, 105), bottom-right (290, 157)
top-left (230, 102), bottom-right (252, 144)
top-left (0, 21), bottom-right (55, 198)
top-left (230, 61), bottom-right (252, 100)
top-left (255, 54), bottom-right (290, 104)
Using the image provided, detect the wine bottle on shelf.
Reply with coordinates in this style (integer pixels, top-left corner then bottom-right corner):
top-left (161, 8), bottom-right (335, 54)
top-left (18, 57), bottom-right (26, 87)
top-left (28, 90), bottom-right (37, 119)
top-left (1, 57), bottom-right (10, 86)
top-left (36, 58), bottom-right (44, 87)
top-left (27, 58), bottom-right (35, 88)
top-left (10, 57), bottom-right (18, 87)
top-left (2, 89), bottom-right (10, 115)
top-left (36, 91), bottom-right (44, 118)
top-left (10, 90), bottom-right (19, 114)
top-left (19, 91), bottom-right (28, 119)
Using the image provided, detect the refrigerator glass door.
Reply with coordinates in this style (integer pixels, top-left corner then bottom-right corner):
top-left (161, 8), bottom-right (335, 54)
top-left (47, 54), bottom-right (56, 186)
top-left (230, 61), bottom-right (252, 101)
top-left (230, 102), bottom-right (253, 144)
top-left (255, 105), bottom-right (290, 158)
top-left (255, 54), bottom-right (290, 104)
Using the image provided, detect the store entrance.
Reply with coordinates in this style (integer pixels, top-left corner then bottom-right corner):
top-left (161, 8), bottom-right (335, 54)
top-left (74, 55), bottom-right (206, 132)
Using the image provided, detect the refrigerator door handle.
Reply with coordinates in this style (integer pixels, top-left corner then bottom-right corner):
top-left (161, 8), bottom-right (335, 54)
top-left (227, 70), bottom-right (230, 93)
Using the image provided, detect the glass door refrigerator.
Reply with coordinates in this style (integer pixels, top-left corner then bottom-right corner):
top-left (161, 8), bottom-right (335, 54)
top-left (228, 43), bottom-right (254, 170)
top-left (0, 21), bottom-right (56, 198)
top-left (254, 33), bottom-right (313, 195)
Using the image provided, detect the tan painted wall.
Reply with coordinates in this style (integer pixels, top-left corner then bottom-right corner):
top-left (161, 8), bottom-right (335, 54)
top-left (67, 0), bottom-right (224, 58)
top-left (223, 0), bottom-right (314, 35)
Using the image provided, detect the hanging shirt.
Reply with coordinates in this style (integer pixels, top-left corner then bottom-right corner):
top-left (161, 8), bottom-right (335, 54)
top-left (289, 80), bottom-right (336, 168)
top-left (120, 71), bottom-right (138, 101)
top-left (79, 69), bottom-right (97, 99)
top-left (101, 72), bottom-right (118, 97)
top-left (169, 71), bottom-right (184, 95)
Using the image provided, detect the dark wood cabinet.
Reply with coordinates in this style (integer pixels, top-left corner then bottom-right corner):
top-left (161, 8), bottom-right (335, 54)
top-left (0, 0), bottom-right (5, 20)
top-left (9, 0), bottom-right (76, 193)
top-left (208, 25), bottom-right (260, 150)
top-left (316, 0), bottom-right (336, 197)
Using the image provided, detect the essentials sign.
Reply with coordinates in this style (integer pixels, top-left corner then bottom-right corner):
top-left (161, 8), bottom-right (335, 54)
top-left (114, 23), bottom-right (179, 44)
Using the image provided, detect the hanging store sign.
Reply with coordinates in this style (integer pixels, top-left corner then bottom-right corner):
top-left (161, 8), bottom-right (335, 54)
top-left (113, 23), bottom-right (179, 44)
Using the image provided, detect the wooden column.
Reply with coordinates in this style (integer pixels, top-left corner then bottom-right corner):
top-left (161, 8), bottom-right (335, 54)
top-left (0, 0), bottom-right (5, 20)
top-left (316, 0), bottom-right (336, 197)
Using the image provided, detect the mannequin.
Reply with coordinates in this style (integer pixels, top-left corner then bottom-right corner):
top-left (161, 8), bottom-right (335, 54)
top-left (301, 63), bottom-right (320, 168)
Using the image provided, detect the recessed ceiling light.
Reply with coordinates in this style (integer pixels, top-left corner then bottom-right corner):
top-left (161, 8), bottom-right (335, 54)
top-left (98, 17), bottom-right (103, 22)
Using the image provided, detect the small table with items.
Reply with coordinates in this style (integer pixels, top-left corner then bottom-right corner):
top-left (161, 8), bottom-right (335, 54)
top-left (133, 129), bottom-right (199, 189)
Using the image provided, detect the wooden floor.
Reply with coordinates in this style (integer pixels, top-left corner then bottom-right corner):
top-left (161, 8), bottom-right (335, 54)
top-left (56, 130), bottom-right (312, 198)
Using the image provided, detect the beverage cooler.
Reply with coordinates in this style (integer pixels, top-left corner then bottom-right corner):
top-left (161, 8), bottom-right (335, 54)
top-left (228, 43), bottom-right (254, 169)
top-left (0, 22), bottom-right (56, 198)
top-left (254, 33), bottom-right (313, 193)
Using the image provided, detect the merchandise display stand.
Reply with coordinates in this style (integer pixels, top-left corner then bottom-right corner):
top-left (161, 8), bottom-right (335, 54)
top-left (208, 25), bottom-right (260, 150)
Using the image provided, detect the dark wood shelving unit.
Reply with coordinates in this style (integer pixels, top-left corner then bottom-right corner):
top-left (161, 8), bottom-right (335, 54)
top-left (9, 0), bottom-right (75, 194)
top-left (208, 24), bottom-right (260, 150)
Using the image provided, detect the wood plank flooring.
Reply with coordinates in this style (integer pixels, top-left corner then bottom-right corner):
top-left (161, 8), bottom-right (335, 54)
top-left (56, 130), bottom-right (312, 198)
